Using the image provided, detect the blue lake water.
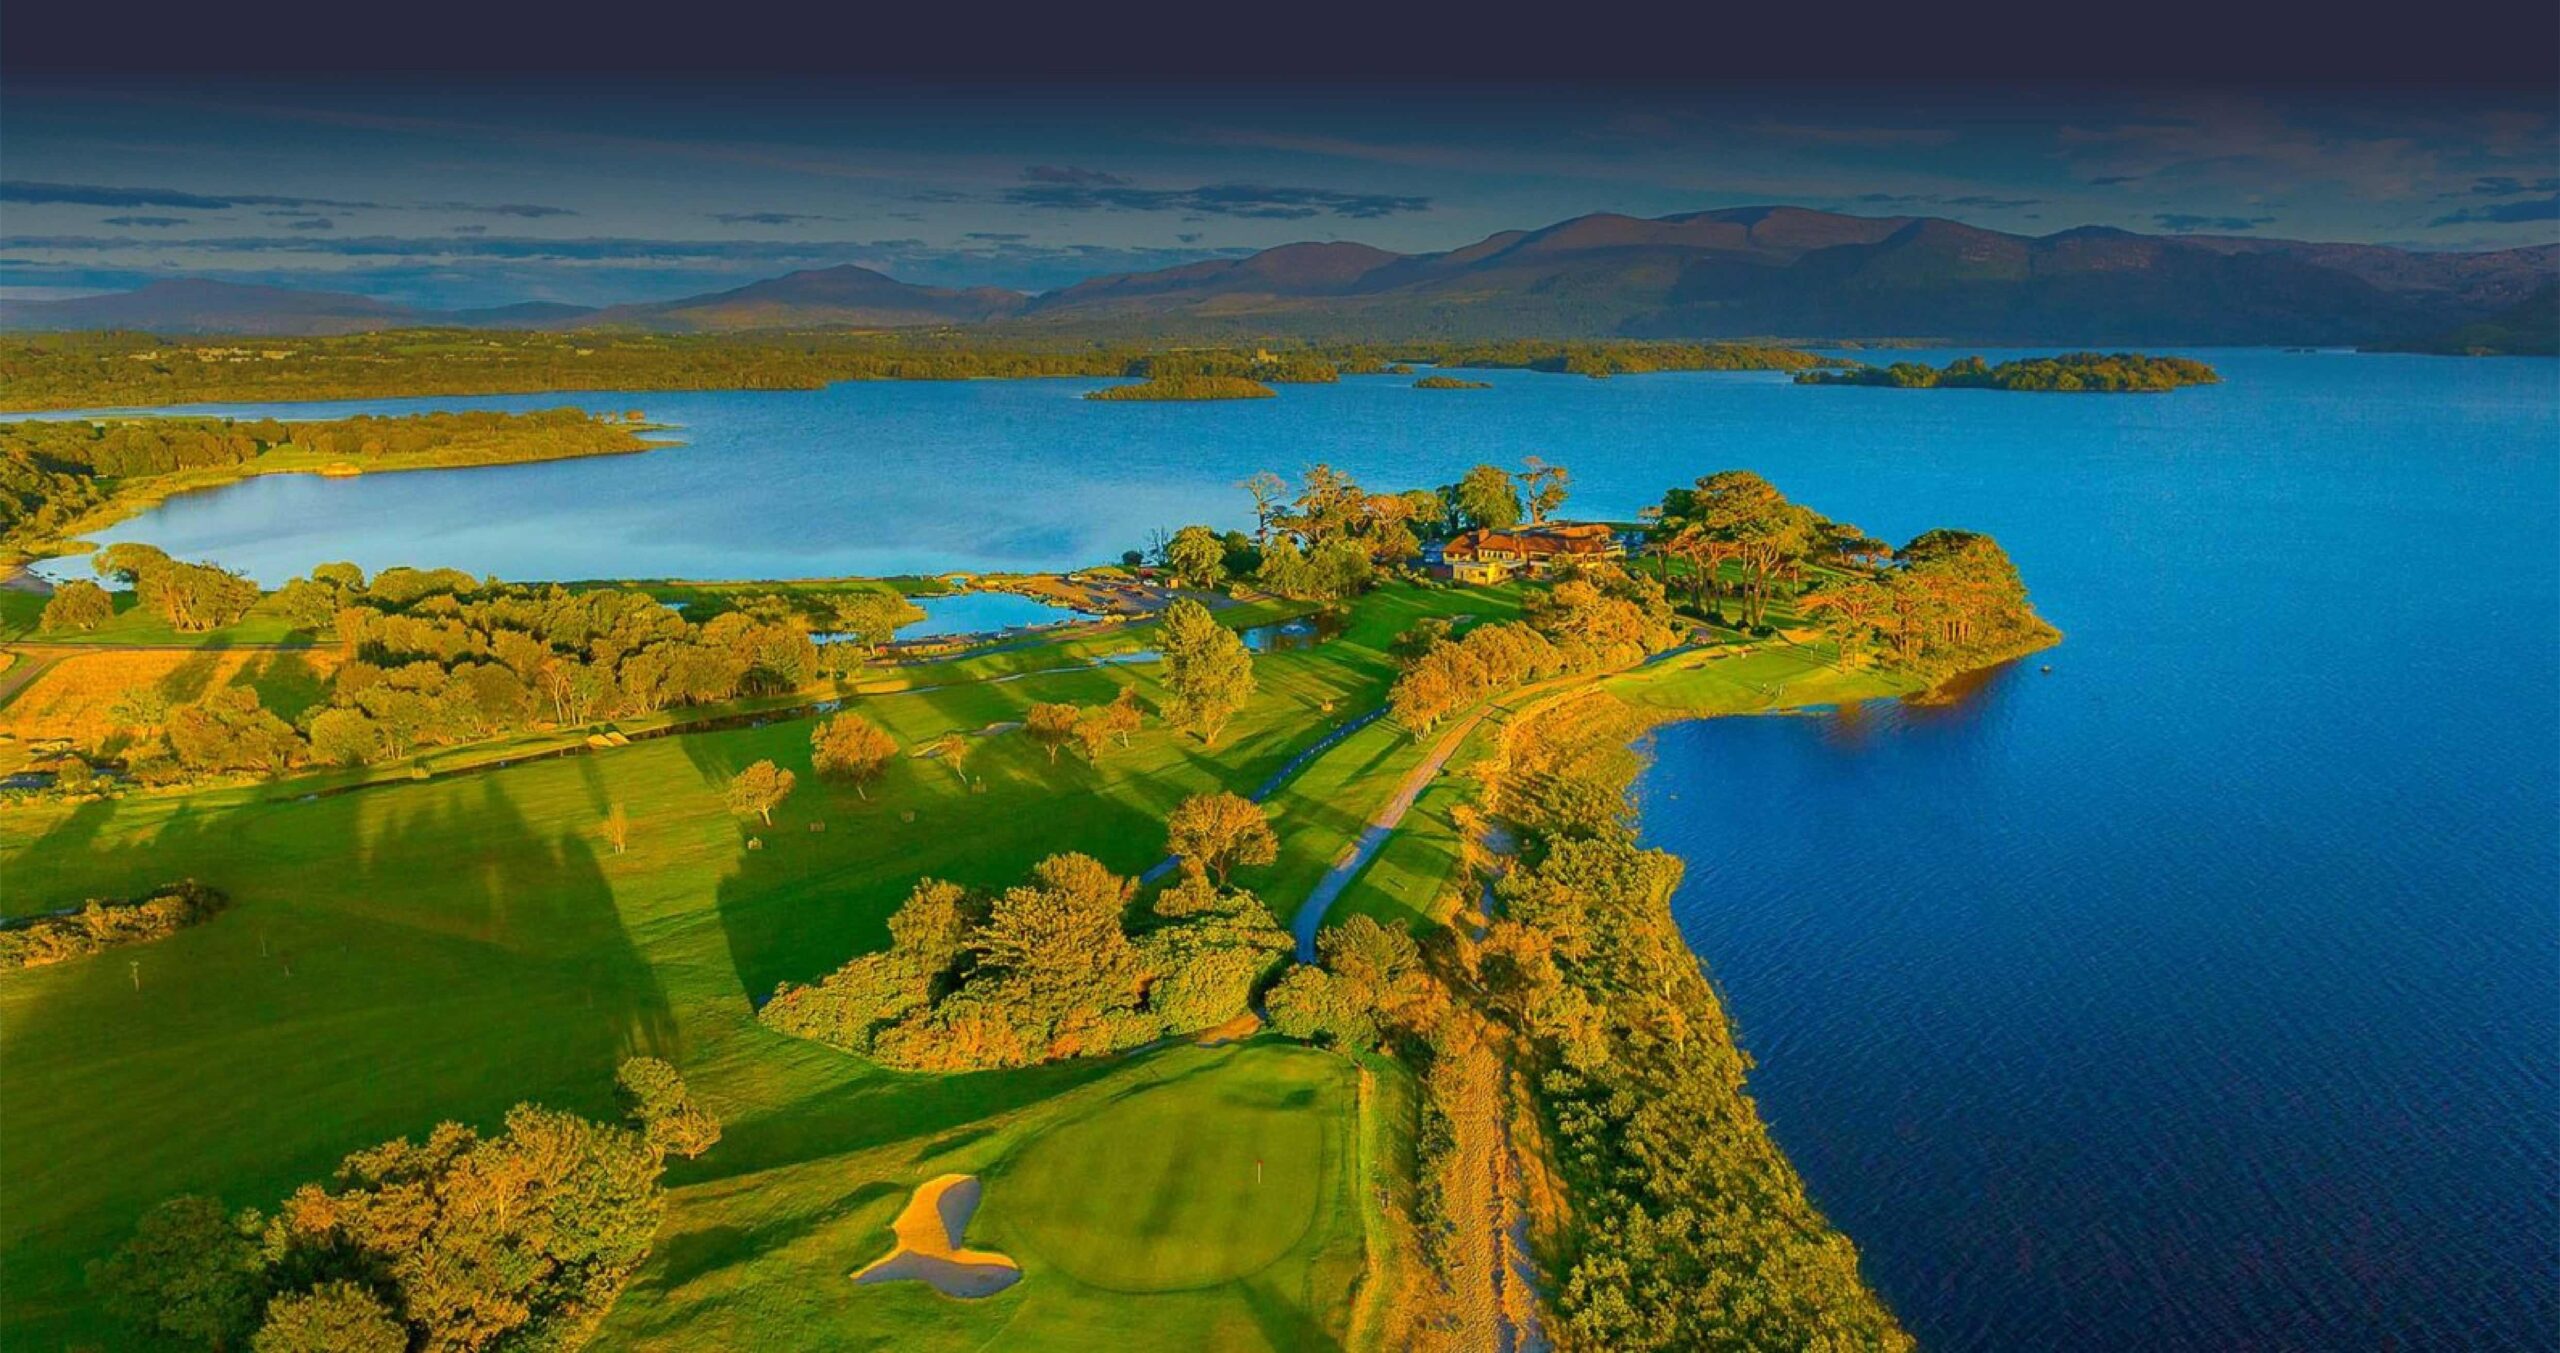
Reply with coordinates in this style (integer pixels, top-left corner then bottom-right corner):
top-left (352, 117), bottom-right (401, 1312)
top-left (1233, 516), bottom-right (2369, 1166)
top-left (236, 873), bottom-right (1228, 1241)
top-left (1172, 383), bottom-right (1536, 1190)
top-left (897, 591), bottom-right (1092, 638)
top-left (28, 354), bottom-right (2560, 1349)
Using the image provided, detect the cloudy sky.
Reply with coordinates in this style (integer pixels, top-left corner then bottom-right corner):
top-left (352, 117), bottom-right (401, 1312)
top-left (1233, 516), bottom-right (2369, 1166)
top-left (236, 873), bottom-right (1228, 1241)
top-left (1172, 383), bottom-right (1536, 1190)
top-left (4, 77), bottom-right (2553, 310)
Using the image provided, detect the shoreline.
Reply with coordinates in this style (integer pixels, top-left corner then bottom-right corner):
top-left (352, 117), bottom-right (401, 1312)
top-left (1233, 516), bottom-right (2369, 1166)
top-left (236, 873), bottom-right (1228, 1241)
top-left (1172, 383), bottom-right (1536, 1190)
top-left (2, 428), bottom-right (677, 570)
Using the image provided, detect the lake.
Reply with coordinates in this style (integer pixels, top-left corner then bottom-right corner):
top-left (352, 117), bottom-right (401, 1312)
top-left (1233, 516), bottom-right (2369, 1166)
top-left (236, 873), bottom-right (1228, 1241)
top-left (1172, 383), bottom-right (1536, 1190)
top-left (28, 353), bottom-right (2560, 1349)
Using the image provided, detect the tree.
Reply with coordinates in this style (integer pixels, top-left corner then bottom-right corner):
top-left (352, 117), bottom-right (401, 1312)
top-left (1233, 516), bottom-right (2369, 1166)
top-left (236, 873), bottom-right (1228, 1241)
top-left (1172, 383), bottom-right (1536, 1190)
top-left (828, 589), bottom-right (924, 651)
top-left (1520, 456), bottom-right (1571, 524)
top-left (927, 731), bottom-right (972, 783)
top-left (1455, 463), bottom-right (1521, 530)
top-left (167, 688), bottom-right (301, 774)
top-left (1166, 792), bottom-right (1279, 885)
top-left (1667, 470), bottom-right (1816, 628)
top-left (615, 1056), bottom-right (722, 1160)
top-left (726, 760), bottom-right (794, 825)
top-left (811, 713), bottom-right (897, 797)
top-left (252, 1282), bottom-right (404, 1353)
top-left (39, 579), bottom-right (112, 632)
top-left (1158, 599), bottom-right (1255, 745)
top-left (1163, 525), bottom-right (1228, 590)
top-left (1024, 701), bottom-right (1080, 764)
top-left (88, 1195), bottom-right (261, 1350)
top-left (601, 802), bottom-right (631, 855)
top-left (306, 707), bottom-right (386, 767)
top-left (1105, 685), bottom-right (1143, 747)
top-left (1239, 470), bottom-right (1289, 545)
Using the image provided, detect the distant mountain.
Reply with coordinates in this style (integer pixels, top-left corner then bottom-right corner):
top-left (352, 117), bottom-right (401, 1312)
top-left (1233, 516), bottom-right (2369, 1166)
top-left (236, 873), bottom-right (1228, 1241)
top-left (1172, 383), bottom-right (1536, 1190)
top-left (1020, 207), bottom-right (2558, 345)
top-left (2372, 281), bottom-right (2560, 355)
top-left (2, 208), bottom-right (2548, 345)
top-left (584, 264), bottom-right (1027, 331)
top-left (0, 278), bottom-right (423, 336)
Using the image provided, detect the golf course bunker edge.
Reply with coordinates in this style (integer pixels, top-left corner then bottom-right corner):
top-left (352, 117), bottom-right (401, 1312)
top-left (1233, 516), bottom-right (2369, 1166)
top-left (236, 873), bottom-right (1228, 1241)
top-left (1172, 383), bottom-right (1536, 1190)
top-left (851, 1174), bottom-right (1022, 1299)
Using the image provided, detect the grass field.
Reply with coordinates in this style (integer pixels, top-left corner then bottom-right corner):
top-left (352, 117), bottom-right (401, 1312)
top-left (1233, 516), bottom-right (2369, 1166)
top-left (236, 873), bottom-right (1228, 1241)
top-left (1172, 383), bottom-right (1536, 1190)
top-left (0, 581), bottom-right (1494, 1348)
top-left (0, 646), bottom-right (337, 745)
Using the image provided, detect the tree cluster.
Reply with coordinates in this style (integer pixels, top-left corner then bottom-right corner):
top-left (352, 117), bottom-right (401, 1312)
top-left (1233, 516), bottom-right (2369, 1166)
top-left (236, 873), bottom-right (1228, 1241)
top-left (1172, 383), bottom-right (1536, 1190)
top-left (760, 842), bottom-right (1290, 1072)
top-left (305, 567), bottom-right (819, 767)
top-left (89, 1059), bottom-right (714, 1353)
top-left (0, 881), bottom-right (226, 970)
top-left (95, 543), bottom-right (259, 633)
top-left (1388, 564), bottom-right (1678, 733)
top-left (1804, 529), bottom-right (2058, 673)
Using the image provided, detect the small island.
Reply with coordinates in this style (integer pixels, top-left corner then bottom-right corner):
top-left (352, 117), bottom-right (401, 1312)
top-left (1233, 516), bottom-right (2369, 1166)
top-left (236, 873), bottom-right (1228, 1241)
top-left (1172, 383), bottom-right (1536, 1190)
top-left (1083, 375), bottom-right (1277, 402)
top-left (1413, 375), bottom-right (1492, 390)
top-left (1796, 351), bottom-right (2221, 392)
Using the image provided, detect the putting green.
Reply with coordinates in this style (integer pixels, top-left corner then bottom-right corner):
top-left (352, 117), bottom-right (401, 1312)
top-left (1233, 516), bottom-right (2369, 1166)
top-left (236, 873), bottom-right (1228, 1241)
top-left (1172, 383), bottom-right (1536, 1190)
top-left (991, 1043), bottom-right (1342, 1292)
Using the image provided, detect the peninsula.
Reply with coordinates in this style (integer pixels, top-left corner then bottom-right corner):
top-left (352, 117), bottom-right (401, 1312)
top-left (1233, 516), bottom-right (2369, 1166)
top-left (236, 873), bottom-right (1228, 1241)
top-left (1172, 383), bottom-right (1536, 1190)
top-left (1, 453), bottom-right (2052, 1351)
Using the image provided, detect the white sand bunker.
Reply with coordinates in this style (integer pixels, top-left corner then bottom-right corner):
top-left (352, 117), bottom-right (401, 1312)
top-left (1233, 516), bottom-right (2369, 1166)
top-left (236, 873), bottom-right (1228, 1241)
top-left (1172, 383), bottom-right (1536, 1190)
top-left (851, 1173), bottom-right (1022, 1298)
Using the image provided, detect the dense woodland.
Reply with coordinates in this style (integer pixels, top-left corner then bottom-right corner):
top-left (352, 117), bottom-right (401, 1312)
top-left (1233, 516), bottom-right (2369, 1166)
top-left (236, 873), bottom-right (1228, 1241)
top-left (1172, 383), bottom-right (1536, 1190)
top-left (0, 331), bottom-right (1823, 410)
top-left (1, 409), bottom-right (648, 554)
top-left (43, 551), bottom-right (869, 783)
top-left (89, 1060), bottom-right (718, 1352)
top-left (1796, 351), bottom-right (2220, 391)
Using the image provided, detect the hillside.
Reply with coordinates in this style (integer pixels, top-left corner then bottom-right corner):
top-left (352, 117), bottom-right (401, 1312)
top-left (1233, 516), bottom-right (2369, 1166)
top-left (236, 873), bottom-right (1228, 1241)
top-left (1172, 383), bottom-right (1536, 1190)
top-left (2373, 281), bottom-right (2560, 355)
top-left (584, 264), bottom-right (1029, 331)
top-left (1021, 207), bottom-right (2556, 344)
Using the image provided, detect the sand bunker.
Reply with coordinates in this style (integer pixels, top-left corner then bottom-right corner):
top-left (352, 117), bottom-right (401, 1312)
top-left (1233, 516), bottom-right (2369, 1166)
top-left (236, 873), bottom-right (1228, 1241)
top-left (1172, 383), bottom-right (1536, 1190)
top-left (851, 1174), bottom-right (1021, 1299)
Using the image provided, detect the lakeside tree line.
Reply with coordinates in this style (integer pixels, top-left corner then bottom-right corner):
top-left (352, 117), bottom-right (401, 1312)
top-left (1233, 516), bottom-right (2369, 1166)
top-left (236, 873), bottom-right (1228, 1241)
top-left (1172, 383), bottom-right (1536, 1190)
top-left (1796, 351), bottom-right (2220, 391)
top-left (1, 330), bottom-right (1823, 412)
top-left (1260, 694), bottom-right (1915, 1349)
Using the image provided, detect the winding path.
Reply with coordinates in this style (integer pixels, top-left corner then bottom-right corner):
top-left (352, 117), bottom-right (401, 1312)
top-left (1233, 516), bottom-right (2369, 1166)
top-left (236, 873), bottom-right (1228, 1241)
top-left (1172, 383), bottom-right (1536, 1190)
top-left (1289, 705), bottom-right (1494, 960)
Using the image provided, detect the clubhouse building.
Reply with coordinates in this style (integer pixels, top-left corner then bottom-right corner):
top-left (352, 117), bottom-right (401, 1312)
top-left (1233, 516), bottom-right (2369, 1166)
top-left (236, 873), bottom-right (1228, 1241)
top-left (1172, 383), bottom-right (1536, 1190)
top-left (1439, 522), bottom-right (1629, 584)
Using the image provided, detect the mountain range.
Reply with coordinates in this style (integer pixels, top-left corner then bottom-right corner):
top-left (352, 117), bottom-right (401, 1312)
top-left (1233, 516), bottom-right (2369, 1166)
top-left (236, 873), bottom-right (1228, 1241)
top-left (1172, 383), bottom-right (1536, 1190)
top-left (6, 206), bottom-right (2552, 346)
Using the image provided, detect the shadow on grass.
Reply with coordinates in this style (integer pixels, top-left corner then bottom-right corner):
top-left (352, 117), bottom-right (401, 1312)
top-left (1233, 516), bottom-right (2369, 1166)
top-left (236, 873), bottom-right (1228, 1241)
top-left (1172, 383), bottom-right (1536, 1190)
top-left (1, 773), bottom-right (680, 1343)
top-left (649, 1177), bottom-right (905, 1290)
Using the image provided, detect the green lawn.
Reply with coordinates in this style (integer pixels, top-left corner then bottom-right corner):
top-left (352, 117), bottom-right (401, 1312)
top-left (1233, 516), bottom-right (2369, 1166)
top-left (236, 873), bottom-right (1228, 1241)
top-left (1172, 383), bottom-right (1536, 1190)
top-left (0, 580), bottom-right (1499, 1349)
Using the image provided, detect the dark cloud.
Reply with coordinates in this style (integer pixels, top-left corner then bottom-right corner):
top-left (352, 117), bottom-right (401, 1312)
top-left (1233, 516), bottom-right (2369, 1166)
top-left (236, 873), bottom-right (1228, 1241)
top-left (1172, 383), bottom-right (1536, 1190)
top-left (1, 180), bottom-right (376, 209)
top-left (1021, 165), bottom-right (1129, 186)
top-left (0, 236), bottom-right (1253, 304)
top-left (711, 211), bottom-right (838, 225)
top-left (2429, 195), bottom-right (2560, 227)
top-left (2153, 213), bottom-right (2277, 233)
top-left (2448, 176), bottom-right (2560, 198)
top-left (453, 225), bottom-right (489, 234)
top-left (286, 218), bottom-right (336, 231)
top-left (964, 231), bottom-right (1030, 241)
top-left (1855, 192), bottom-right (2042, 210)
top-left (100, 216), bottom-right (190, 227)
top-left (262, 209), bottom-right (328, 219)
top-left (429, 201), bottom-right (577, 218)
top-left (1177, 232), bottom-right (1203, 243)
top-left (2087, 174), bottom-right (2144, 186)
top-left (1004, 181), bottom-right (1429, 220)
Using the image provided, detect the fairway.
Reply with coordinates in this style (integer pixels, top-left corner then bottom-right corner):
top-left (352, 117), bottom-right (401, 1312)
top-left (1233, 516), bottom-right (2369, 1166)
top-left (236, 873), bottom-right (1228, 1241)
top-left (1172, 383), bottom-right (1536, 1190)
top-left (992, 1044), bottom-right (1340, 1292)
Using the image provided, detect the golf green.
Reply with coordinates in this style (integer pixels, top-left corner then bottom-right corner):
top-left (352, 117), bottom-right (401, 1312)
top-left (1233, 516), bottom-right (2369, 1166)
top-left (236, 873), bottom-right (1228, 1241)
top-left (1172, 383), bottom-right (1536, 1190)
top-left (991, 1043), bottom-right (1342, 1292)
